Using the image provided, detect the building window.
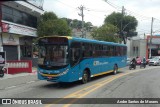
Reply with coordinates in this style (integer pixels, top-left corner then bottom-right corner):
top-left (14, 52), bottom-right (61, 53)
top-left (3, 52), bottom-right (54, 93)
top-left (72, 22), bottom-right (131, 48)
top-left (21, 45), bottom-right (32, 57)
top-left (2, 5), bottom-right (12, 14)
top-left (133, 47), bottom-right (135, 56)
top-left (2, 5), bottom-right (37, 28)
top-left (136, 47), bottom-right (138, 56)
top-left (2, 13), bottom-right (13, 22)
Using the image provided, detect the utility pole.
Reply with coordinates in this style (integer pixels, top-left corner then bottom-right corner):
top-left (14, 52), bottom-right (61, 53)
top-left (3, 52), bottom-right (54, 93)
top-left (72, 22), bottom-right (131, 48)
top-left (78, 5), bottom-right (85, 38)
top-left (121, 6), bottom-right (126, 44)
top-left (149, 17), bottom-right (154, 58)
top-left (144, 33), bottom-right (146, 39)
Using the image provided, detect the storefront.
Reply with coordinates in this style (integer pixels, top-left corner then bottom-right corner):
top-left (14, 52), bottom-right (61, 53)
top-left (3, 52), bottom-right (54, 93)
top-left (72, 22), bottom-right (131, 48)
top-left (146, 36), bottom-right (160, 59)
top-left (2, 33), bottom-right (19, 60)
top-left (0, 1), bottom-right (43, 66)
top-left (1, 21), bottom-right (37, 61)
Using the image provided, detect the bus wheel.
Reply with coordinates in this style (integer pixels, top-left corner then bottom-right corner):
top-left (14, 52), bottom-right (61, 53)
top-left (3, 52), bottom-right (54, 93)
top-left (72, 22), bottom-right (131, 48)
top-left (82, 70), bottom-right (89, 84)
top-left (113, 65), bottom-right (118, 75)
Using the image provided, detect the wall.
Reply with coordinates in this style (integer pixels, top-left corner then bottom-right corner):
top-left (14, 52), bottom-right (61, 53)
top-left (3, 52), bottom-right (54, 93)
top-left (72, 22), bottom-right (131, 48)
top-left (127, 39), bottom-right (146, 58)
top-left (139, 40), bottom-right (147, 58)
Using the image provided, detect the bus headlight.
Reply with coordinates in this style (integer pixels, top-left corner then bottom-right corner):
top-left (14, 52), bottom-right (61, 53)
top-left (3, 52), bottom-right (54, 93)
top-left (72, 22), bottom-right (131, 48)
top-left (58, 69), bottom-right (69, 76)
top-left (38, 69), bottom-right (43, 74)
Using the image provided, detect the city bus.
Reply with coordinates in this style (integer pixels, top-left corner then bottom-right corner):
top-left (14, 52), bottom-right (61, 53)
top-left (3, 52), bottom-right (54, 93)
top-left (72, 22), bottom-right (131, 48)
top-left (37, 36), bottom-right (127, 83)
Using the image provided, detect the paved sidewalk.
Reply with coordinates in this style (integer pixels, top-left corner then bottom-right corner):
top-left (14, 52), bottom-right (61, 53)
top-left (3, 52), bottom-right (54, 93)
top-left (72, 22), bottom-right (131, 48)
top-left (0, 67), bottom-right (37, 80)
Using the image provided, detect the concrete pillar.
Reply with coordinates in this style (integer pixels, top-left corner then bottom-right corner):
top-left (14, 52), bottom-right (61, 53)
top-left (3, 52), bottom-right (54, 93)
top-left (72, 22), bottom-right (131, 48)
top-left (0, 33), bottom-right (3, 52)
top-left (17, 45), bottom-right (21, 60)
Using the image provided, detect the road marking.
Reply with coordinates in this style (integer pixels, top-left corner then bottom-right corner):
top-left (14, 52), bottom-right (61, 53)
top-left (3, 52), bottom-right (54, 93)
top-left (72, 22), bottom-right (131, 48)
top-left (45, 66), bottom-right (160, 107)
top-left (5, 85), bottom-right (16, 89)
top-left (26, 81), bottom-right (35, 84)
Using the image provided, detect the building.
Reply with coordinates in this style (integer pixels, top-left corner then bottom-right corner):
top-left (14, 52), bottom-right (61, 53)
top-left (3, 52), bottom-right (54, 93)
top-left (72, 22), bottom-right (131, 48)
top-left (127, 37), bottom-right (146, 58)
top-left (0, 1), bottom-right (44, 66)
top-left (72, 28), bottom-right (93, 39)
top-left (146, 36), bottom-right (160, 59)
top-left (127, 35), bottom-right (160, 59)
top-left (71, 26), bottom-right (95, 39)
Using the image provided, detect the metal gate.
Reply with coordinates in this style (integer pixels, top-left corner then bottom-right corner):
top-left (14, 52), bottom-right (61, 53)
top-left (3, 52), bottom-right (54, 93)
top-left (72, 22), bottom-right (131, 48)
top-left (3, 45), bottom-right (18, 60)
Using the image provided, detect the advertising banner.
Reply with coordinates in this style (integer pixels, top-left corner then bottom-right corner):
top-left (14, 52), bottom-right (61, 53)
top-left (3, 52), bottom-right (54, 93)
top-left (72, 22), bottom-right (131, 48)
top-left (2, 22), bottom-right (37, 37)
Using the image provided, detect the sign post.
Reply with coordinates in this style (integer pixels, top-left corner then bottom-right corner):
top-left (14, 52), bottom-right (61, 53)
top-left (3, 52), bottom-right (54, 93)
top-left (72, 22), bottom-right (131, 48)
top-left (0, 51), bottom-right (7, 74)
top-left (0, 52), bottom-right (6, 65)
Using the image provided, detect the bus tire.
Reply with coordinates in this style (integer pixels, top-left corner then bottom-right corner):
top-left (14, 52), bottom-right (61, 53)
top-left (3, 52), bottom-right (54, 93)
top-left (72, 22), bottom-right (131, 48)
top-left (82, 70), bottom-right (89, 84)
top-left (113, 64), bottom-right (118, 75)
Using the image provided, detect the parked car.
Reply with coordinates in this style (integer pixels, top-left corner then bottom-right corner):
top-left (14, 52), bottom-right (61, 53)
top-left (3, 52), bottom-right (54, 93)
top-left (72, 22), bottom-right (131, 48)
top-left (136, 57), bottom-right (149, 65)
top-left (146, 59), bottom-right (149, 64)
top-left (154, 56), bottom-right (160, 59)
top-left (136, 57), bottom-right (142, 65)
top-left (149, 58), bottom-right (160, 66)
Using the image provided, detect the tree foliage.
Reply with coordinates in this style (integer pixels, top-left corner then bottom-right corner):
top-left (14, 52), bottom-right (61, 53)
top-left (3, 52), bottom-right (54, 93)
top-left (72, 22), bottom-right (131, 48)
top-left (37, 12), bottom-right (71, 37)
top-left (104, 12), bottom-right (138, 34)
top-left (91, 12), bottom-right (138, 43)
top-left (91, 24), bottom-right (119, 42)
top-left (62, 18), bottom-right (93, 30)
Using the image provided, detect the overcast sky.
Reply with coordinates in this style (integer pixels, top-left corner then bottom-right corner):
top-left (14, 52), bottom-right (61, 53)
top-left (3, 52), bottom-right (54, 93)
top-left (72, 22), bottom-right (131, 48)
top-left (43, 0), bottom-right (160, 36)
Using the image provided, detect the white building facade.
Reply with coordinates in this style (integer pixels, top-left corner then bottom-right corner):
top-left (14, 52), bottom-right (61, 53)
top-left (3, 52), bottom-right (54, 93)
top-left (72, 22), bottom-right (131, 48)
top-left (126, 37), bottom-right (146, 58)
top-left (0, 1), bottom-right (44, 64)
top-left (127, 35), bottom-right (160, 59)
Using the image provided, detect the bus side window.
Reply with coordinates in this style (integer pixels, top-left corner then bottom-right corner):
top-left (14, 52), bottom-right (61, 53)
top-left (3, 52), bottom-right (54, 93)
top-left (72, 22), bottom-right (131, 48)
top-left (82, 43), bottom-right (92, 58)
top-left (70, 42), bottom-right (81, 66)
top-left (71, 48), bottom-right (80, 66)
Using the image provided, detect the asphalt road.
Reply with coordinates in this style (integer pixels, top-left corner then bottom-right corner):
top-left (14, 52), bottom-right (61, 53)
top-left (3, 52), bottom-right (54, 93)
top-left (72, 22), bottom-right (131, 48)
top-left (0, 65), bottom-right (160, 107)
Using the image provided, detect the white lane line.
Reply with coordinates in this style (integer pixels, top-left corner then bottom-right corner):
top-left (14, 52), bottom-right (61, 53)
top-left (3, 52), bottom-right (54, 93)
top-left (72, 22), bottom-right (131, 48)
top-left (5, 85), bottom-right (16, 89)
top-left (26, 81), bottom-right (35, 84)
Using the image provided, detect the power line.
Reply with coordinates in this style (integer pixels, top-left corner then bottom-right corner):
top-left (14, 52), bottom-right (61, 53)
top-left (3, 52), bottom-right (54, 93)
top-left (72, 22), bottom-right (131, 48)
top-left (85, 8), bottom-right (119, 13)
top-left (105, 0), bottom-right (160, 21)
top-left (104, 0), bottom-right (121, 10)
top-left (85, 11), bottom-right (103, 19)
top-left (125, 9), bottom-right (151, 20)
top-left (54, 0), bottom-right (77, 9)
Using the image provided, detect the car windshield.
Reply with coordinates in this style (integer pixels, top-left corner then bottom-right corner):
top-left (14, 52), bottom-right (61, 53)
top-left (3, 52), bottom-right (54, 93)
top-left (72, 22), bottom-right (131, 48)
top-left (152, 58), bottom-right (159, 61)
top-left (154, 56), bottom-right (160, 59)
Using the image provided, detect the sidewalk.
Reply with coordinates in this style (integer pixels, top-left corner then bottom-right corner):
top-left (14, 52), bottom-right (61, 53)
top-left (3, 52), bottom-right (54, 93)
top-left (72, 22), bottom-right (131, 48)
top-left (0, 67), bottom-right (37, 80)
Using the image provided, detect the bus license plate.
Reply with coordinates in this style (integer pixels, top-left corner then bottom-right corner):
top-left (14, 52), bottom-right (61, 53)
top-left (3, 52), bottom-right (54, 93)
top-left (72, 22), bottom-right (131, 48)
top-left (47, 76), bottom-right (52, 79)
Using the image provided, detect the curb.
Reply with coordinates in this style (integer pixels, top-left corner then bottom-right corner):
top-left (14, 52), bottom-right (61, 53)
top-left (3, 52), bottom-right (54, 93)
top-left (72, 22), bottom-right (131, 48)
top-left (0, 69), bottom-right (37, 80)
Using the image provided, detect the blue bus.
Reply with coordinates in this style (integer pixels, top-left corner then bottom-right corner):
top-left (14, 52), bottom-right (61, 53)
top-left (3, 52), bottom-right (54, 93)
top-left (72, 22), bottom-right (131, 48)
top-left (37, 36), bottom-right (127, 83)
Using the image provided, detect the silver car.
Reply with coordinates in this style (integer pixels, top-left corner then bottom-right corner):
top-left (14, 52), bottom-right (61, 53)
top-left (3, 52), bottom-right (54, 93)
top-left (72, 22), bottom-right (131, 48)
top-left (149, 58), bottom-right (160, 66)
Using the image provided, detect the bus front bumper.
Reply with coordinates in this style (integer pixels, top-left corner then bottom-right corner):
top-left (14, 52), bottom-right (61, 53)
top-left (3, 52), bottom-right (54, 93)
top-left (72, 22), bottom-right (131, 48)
top-left (37, 72), bottom-right (70, 82)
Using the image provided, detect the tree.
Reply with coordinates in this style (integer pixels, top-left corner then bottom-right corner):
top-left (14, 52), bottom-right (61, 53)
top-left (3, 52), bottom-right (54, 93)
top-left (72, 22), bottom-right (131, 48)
top-left (84, 22), bottom-right (93, 31)
top-left (62, 18), bottom-right (93, 30)
top-left (91, 24), bottom-right (119, 42)
top-left (104, 12), bottom-right (138, 43)
top-left (104, 12), bottom-right (122, 30)
top-left (105, 12), bottom-right (138, 33)
top-left (37, 12), bottom-right (71, 37)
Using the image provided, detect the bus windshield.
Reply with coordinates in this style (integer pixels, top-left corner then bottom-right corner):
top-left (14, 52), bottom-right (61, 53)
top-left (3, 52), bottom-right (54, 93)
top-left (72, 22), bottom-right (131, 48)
top-left (38, 37), bottom-right (69, 69)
